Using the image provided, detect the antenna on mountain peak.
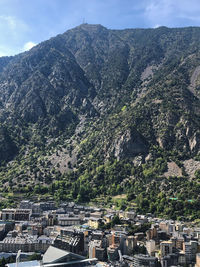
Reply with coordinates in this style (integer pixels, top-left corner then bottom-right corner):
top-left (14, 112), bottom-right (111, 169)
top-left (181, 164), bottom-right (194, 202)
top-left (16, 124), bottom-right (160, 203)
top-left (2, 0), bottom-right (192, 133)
top-left (82, 18), bottom-right (87, 24)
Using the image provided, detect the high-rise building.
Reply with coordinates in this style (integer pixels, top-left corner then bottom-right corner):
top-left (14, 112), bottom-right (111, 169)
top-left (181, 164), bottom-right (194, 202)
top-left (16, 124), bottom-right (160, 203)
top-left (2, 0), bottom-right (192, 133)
top-left (146, 240), bottom-right (156, 256)
top-left (160, 241), bottom-right (173, 257)
top-left (133, 254), bottom-right (159, 267)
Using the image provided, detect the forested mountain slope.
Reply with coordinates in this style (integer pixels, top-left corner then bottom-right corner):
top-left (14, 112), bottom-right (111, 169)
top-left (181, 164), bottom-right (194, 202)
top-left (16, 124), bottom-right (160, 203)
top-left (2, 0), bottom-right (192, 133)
top-left (0, 24), bottom-right (200, 219)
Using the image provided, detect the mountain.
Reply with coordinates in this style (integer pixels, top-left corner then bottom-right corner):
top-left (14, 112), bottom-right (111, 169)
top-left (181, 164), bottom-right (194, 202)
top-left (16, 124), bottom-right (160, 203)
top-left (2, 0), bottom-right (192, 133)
top-left (0, 24), bottom-right (200, 219)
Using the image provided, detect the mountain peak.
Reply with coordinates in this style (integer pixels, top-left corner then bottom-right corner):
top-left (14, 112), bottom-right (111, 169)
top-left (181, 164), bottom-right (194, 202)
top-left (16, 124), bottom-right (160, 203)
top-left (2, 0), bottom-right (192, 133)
top-left (67, 23), bottom-right (108, 34)
top-left (77, 23), bottom-right (106, 29)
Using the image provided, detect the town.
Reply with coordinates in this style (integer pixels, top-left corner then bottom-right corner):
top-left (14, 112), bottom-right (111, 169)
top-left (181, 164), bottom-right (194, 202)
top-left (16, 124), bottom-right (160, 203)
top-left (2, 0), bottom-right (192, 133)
top-left (0, 200), bottom-right (199, 267)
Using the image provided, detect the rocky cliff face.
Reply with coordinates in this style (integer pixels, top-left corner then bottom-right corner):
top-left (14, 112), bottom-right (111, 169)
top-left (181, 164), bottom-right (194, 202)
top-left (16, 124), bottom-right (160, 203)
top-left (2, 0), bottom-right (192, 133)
top-left (111, 129), bottom-right (148, 160)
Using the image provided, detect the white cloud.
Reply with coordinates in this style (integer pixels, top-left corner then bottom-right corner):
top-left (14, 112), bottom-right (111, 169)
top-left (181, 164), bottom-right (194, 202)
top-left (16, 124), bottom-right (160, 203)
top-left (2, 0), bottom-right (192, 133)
top-left (0, 15), bottom-right (16, 30)
top-left (144, 0), bottom-right (200, 27)
top-left (23, 41), bottom-right (36, 51)
top-left (0, 15), bottom-right (28, 32)
top-left (145, 0), bottom-right (174, 26)
top-left (154, 24), bottom-right (161, 28)
top-left (0, 52), bottom-right (6, 57)
top-left (0, 15), bottom-right (30, 56)
top-left (0, 44), bottom-right (13, 57)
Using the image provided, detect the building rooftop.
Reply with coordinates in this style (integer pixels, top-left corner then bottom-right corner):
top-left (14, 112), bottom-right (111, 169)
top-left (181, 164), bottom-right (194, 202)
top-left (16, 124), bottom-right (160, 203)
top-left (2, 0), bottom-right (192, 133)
top-left (42, 245), bottom-right (85, 264)
top-left (6, 260), bottom-right (40, 267)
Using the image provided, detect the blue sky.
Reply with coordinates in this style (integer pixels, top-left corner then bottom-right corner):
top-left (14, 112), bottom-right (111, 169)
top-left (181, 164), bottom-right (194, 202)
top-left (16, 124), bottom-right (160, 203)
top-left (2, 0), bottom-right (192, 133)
top-left (1, 0), bottom-right (200, 56)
